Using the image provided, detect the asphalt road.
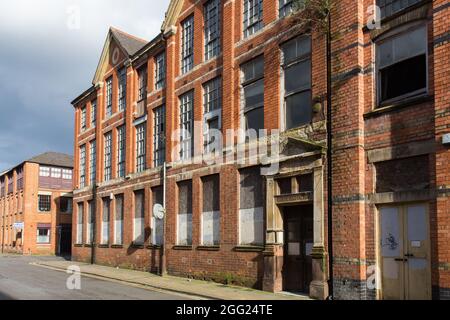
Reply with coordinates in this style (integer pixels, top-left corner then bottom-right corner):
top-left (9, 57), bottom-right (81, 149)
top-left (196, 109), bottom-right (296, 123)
top-left (0, 255), bottom-right (187, 300)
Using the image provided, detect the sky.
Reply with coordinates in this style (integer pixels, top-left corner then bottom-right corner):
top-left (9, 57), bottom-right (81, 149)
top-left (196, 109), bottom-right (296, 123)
top-left (0, 0), bottom-right (170, 172)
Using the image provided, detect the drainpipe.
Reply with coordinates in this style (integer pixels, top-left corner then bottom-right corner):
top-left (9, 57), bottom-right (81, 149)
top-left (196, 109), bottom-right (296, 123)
top-left (161, 162), bottom-right (168, 276)
top-left (91, 184), bottom-right (97, 265)
top-left (326, 8), bottom-right (334, 300)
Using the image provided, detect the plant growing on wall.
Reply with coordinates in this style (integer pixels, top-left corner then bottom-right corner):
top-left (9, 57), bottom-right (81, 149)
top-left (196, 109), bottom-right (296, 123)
top-left (292, 0), bottom-right (335, 34)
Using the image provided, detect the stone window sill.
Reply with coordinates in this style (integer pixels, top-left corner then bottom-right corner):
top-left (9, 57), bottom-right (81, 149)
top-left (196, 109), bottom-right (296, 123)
top-left (172, 245), bottom-right (193, 251)
top-left (130, 243), bottom-right (145, 249)
top-left (111, 245), bottom-right (124, 249)
top-left (74, 244), bottom-right (83, 248)
top-left (234, 245), bottom-right (265, 252)
top-left (197, 245), bottom-right (220, 251)
top-left (146, 245), bottom-right (162, 249)
top-left (98, 244), bottom-right (109, 248)
top-left (83, 244), bottom-right (93, 248)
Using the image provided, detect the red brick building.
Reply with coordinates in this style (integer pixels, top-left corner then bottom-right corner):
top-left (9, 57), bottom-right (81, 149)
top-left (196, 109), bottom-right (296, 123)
top-left (0, 152), bottom-right (74, 256)
top-left (70, 0), bottom-right (449, 300)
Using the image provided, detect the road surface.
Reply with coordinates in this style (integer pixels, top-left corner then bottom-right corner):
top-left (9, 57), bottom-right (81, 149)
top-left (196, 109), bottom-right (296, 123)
top-left (0, 255), bottom-right (187, 300)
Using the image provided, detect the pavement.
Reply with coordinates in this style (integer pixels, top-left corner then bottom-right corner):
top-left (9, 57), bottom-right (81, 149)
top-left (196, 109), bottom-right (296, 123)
top-left (29, 256), bottom-right (310, 300)
top-left (0, 254), bottom-right (189, 300)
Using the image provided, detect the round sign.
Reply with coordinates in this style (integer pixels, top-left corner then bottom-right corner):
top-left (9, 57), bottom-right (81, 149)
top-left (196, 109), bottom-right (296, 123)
top-left (153, 203), bottom-right (165, 220)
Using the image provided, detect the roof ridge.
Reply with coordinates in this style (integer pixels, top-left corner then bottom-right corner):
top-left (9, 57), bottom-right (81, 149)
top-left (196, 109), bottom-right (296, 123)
top-left (110, 26), bottom-right (148, 44)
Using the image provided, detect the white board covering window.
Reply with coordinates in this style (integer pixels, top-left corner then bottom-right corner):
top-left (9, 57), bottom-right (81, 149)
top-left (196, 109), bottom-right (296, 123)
top-left (134, 190), bottom-right (145, 244)
top-left (77, 202), bottom-right (84, 244)
top-left (177, 181), bottom-right (192, 245)
top-left (202, 175), bottom-right (220, 246)
top-left (239, 167), bottom-right (264, 245)
top-left (115, 194), bottom-right (124, 245)
top-left (101, 198), bottom-right (110, 244)
top-left (152, 187), bottom-right (164, 245)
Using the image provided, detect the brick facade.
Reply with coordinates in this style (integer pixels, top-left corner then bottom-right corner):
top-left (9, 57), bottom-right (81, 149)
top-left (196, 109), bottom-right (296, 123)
top-left (70, 0), bottom-right (449, 299)
top-left (0, 154), bottom-right (73, 255)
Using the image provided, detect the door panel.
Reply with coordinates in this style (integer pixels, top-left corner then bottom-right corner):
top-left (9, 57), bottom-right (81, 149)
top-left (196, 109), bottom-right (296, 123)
top-left (405, 205), bottom-right (430, 300)
top-left (380, 207), bottom-right (404, 300)
top-left (379, 204), bottom-right (431, 300)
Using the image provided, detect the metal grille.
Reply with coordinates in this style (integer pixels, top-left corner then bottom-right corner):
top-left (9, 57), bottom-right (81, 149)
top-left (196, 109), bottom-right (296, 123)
top-left (378, 0), bottom-right (422, 19)
top-left (136, 123), bottom-right (146, 172)
top-left (181, 15), bottom-right (194, 74)
top-left (106, 77), bottom-right (113, 117)
top-left (79, 144), bottom-right (86, 187)
top-left (179, 91), bottom-right (194, 160)
top-left (118, 68), bottom-right (127, 111)
top-left (243, 0), bottom-right (263, 38)
top-left (104, 132), bottom-right (112, 181)
top-left (117, 125), bottom-right (126, 177)
top-left (204, 0), bottom-right (221, 60)
top-left (155, 52), bottom-right (166, 90)
top-left (153, 105), bottom-right (165, 167)
top-left (89, 140), bottom-right (96, 185)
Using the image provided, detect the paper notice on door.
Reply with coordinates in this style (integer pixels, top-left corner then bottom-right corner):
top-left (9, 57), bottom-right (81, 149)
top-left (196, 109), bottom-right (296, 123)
top-left (383, 259), bottom-right (399, 280)
top-left (411, 240), bottom-right (422, 248)
top-left (288, 242), bottom-right (300, 256)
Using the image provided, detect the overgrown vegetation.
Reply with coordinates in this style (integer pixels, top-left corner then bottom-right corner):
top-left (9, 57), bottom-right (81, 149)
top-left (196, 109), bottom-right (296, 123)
top-left (292, 0), bottom-right (335, 34)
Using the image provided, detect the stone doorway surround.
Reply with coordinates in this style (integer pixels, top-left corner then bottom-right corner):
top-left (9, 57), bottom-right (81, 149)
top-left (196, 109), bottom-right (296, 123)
top-left (262, 137), bottom-right (329, 300)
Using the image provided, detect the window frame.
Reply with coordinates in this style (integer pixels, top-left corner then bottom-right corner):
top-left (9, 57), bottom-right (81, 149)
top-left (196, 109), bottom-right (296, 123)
top-left (179, 91), bottom-right (194, 160)
top-left (204, 0), bottom-right (222, 61)
top-left (153, 105), bottom-right (166, 168)
top-left (241, 56), bottom-right (265, 136)
top-left (90, 99), bottom-right (97, 127)
top-left (243, 0), bottom-right (264, 38)
top-left (136, 123), bottom-right (147, 172)
top-left (79, 145), bottom-right (86, 188)
top-left (279, 0), bottom-right (294, 18)
top-left (76, 202), bottom-right (84, 244)
top-left (38, 194), bottom-right (52, 212)
top-left (89, 140), bottom-right (96, 185)
top-left (203, 77), bottom-right (222, 153)
top-left (155, 52), bottom-right (166, 90)
top-left (137, 65), bottom-right (148, 102)
top-left (117, 125), bottom-right (126, 178)
top-left (181, 15), bottom-right (195, 74)
top-left (375, 22), bottom-right (429, 107)
top-left (105, 76), bottom-right (113, 117)
top-left (81, 106), bottom-right (87, 131)
top-left (104, 132), bottom-right (112, 181)
top-left (118, 67), bottom-right (127, 112)
top-left (281, 35), bottom-right (313, 130)
top-left (36, 227), bottom-right (51, 244)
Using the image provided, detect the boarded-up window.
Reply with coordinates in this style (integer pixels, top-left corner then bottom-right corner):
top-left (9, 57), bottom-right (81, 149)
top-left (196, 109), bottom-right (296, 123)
top-left (101, 198), bottom-right (110, 244)
top-left (177, 181), bottom-right (193, 245)
top-left (298, 173), bottom-right (313, 192)
top-left (240, 167), bottom-right (264, 245)
top-left (202, 175), bottom-right (220, 245)
top-left (134, 190), bottom-right (145, 244)
top-left (115, 195), bottom-right (124, 245)
top-left (375, 155), bottom-right (430, 193)
top-left (152, 187), bottom-right (164, 245)
top-left (77, 202), bottom-right (84, 244)
top-left (86, 201), bottom-right (95, 244)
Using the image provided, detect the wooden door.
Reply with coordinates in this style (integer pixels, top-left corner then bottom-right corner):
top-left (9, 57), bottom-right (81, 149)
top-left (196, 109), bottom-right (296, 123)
top-left (283, 205), bottom-right (313, 293)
